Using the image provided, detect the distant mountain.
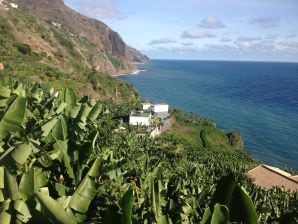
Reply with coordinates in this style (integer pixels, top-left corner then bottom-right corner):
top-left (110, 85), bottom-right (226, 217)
top-left (7, 0), bottom-right (149, 74)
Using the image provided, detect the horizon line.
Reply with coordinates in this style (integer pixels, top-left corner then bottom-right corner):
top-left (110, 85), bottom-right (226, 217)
top-left (148, 58), bottom-right (298, 64)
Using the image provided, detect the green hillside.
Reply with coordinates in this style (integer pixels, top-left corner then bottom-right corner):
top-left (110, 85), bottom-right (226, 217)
top-left (0, 5), bottom-right (139, 103)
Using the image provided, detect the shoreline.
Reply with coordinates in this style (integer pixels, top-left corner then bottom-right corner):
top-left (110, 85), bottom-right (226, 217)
top-left (112, 69), bottom-right (146, 77)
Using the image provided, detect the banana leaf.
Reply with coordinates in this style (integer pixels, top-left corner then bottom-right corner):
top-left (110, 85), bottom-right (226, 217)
top-left (11, 143), bottom-right (32, 165)
top-left (4, 169), bottom-right (19, 201)
top-left (211, 204), bottom-right (229, 224)
top-left (210, 173), bottom-right (235, 208)
top-left (0, 166), bottom-right (3, 189)
top-left (230, 186), bottom-right (258, 224)
top-left (14, 199), bottom-right (32, 223)
top-left (59, 89), bottom-right (76, 107)
top-left (88, 101), bottom-right (102, 121)
top-left (19, 168), bottom-right (49, 198)
top-left (121, 187), bottom-right (134, 224)
top-left (53, 140), bottom-right (74, 180)
top-left (68, 157), bottom-right (102, 213)
top-left (0, 96), bottom-right (26, 140)
top-left (35, 191), bottom-right (76, 224)
top-left (0, 199), bottom-right (11, 223)
top-left (0, 87), bottom-right (11, 98)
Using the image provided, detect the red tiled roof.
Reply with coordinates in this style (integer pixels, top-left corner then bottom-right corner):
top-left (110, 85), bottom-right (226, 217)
top-left (247, 164), bottom-right (298, 192)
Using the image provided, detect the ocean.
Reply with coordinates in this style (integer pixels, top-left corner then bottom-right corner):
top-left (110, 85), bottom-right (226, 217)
top-left (119, 60), bottom-right (298, 170)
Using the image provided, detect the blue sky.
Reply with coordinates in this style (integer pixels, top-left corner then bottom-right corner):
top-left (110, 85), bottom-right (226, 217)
top-left (65, 0), bottom-right (298, 62)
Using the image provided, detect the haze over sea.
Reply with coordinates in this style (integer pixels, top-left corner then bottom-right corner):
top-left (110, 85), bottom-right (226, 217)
top-left (120, 60), bottom-right (298, 170)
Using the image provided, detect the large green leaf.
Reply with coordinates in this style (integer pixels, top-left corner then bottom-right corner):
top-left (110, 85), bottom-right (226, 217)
top-left (0, 199), bottom-right (11, 223)
top-left (68, 176), bottom-right (97, 213)
top-left (77, 104), bottom-right (92, 122)
top-left (35, 191), bottom-right (76, 224)
top-left (0, 87), bottom-right (11, 98)
top-left (53, 140), bottom-right (74, 179)
top-left (0, 96), bottom-right (26, 139)
top-left (4, 169), bottom-right (19, 200)
top-left (230, 186), bottom-right (258, 224)
top-left (14, 199), bottom-right (32, 223)
top-left (19, 168), bottom-right (49, 198)
top-left (210, 204), bottom-right (229, 224)
top-left (11, 143), bottom-right (32, 165)
top-left (201, 207), bottom-right (212, 224)
top-left (59, 89), bottom-right (76, 107)
top-left (69, 158), bottom-right (102, 213)
top-left (210, 173), bottom-right (236, 208)
top-left (88, 101), bottom-right (102, 121)
top-left (121, 187), bottom-right (134, 224)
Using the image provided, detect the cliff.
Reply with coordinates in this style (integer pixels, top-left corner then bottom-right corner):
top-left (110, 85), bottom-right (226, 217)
top-left (8, 0), bottom-right (149, 74)
top-left (0, 0), bottom-right (141, 102)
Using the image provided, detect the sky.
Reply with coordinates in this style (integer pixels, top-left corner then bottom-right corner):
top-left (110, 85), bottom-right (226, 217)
top-left (64, 0), bottom-right (298, 62)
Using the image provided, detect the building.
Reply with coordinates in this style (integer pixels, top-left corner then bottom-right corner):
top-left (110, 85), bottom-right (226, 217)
top-left (141, 102), bottom-right (152, 111)
top-left (152, 104), bottom-right (169, 124)
top-left (247, 164), bottom-right (298, 192)
top-left (152, 103), bottom-right (169, 113)
top-left (129, 111), bottom-right (151, 126)
top-left (9, 3), bottom-right (18, 8)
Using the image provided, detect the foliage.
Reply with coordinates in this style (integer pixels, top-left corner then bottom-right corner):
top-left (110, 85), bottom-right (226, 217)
top-left (0, 79), bottom-right (296, 223)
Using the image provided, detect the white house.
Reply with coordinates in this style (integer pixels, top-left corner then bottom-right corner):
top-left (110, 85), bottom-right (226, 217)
top-left (129, 112), bottom-right (151, 126)
top-left (152, 104), bottom-right (169, 113)
top-left (9, 3), bottom-right (18, 8)
top-left (141, 102), bottom-right (152, 111)
top-left (152, 104), bottom-right (169, 123)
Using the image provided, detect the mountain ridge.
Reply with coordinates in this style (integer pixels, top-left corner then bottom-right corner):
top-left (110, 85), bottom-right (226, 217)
top-left (0, 0), bottom-right (142, 102)
top-left (9, 0), bottom-right (149, 74)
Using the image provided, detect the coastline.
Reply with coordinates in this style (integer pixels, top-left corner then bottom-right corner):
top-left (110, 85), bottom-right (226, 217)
top-left (112, 69), bottom-right (146, 77)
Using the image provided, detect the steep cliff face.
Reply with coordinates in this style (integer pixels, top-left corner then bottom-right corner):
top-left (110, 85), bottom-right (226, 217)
top-left (126, 46), bottom-right (150, 63)
top-left (11, 0), bottom-right (148, 74)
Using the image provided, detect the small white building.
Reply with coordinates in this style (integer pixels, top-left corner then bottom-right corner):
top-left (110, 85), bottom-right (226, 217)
top-left (129, 112), bottom-right (151, 126)
top-left (141, 102), bottom-right (152, 111)
top-left (9, 3), bottom-right (18, 8)
top-left (152, 104), bottom-right (169, 113)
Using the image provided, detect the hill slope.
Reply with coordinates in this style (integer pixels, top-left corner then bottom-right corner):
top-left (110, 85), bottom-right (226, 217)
top-left (0, 0), bottom-right (145, 102)
top-left (12, 0), bottom-right (149, 74)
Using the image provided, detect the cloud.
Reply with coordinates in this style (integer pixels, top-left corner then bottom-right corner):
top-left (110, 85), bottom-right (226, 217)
top-left (221, 37), bottom-right (232, 42)
top-left (181, 42), bottom-right (194, 46)
top-left (237, 36), bottom-right (262, 41)
top-left (278, 41), bottom-right (298, 49)
top-left (72, 0), bottom-right (125, 20)
top-left (148, 38), bottom-right (177, 45)
top-left (264, 34), bottom-right (278, 39)
top-left (181, 29), bottom-right (216, 39)
top-left (249, 16), bottom-right (280, 29)
top-left (199, 16), bottom-right (225, 29)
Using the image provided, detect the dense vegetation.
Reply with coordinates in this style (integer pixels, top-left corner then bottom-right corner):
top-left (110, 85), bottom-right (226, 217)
top-left (0, 78), bottom-right (297, 223)
top-left (0, 6), bottom-right (139, 103)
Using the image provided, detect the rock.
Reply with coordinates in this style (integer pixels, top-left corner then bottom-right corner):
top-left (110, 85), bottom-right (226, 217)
top-left (227, 131), bottom-right (244, 151)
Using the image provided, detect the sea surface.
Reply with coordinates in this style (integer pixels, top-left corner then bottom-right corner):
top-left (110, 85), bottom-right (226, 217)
top-left (119, 60), bottom-right (298, 170)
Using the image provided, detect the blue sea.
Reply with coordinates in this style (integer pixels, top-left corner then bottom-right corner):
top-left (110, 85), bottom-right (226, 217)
top-left (119, 60), bottom-right (298, 170)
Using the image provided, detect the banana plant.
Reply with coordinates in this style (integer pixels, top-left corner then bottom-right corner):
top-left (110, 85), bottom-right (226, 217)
top-left (201, 173), bottom-right (258, 224)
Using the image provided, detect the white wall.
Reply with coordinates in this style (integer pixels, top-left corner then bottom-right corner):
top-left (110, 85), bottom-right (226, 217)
top-left (152, 104), bottom-right (169, 113)
top-left (142, 103), bottom-right (152, 111)
top-left (129, 115), bottom-right (150, 126)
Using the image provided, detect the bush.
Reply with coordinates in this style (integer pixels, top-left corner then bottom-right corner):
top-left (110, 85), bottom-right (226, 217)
top-left (14, 42), bottom-right (32, 55)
